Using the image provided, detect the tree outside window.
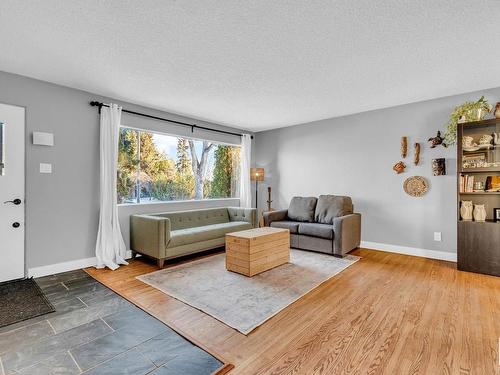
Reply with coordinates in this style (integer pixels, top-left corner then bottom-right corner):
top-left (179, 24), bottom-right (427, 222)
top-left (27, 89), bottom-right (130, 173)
top-left (117, 128), bottom-right (240, 204)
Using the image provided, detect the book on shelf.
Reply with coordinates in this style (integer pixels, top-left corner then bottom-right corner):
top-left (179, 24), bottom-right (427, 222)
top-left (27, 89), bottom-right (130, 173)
top-left (460, 175), bottom-right (475, 193)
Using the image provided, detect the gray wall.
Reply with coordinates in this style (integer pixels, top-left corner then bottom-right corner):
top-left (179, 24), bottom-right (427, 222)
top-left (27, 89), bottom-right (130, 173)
top-left (254, 87), bottom-right (500, 254)
top-left (0, 71), bottom-right (247, 269)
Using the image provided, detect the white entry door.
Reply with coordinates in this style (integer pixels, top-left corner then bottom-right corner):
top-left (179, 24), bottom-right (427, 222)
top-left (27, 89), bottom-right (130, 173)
top-left (0, 103), bottom-right (25, 282)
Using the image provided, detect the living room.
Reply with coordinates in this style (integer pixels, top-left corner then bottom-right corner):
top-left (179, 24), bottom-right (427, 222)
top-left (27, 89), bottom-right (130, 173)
top-left (0, 2), bottom-right (499, 374)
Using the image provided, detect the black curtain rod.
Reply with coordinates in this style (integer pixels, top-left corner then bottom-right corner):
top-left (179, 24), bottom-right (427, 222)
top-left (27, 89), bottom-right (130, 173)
top-left (89, 101), bottom-right (252, 139)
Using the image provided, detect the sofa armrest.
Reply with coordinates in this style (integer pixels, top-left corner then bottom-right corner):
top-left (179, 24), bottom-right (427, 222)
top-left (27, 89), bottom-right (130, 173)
top-left (227, 207), bottom-right (257, 227)
top-left (333, 213), bottom-right (361, 257)
top-left (263, 209), bottom-right (288, 227)
top-left (130, 215), bottom-right (171, 259)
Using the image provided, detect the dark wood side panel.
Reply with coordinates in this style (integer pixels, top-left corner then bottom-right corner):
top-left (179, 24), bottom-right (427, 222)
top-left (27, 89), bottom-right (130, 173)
top-left (458, 221), bottom-right (500, 276)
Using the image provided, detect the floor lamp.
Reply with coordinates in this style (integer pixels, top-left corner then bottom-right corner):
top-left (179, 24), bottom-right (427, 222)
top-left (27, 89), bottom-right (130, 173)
top-left (250, 168), bottom-right (264, 209)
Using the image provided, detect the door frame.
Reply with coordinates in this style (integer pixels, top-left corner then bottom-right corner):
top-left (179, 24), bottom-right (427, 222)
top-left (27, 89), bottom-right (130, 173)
top-left (0, 101), bottom-right (26, 281)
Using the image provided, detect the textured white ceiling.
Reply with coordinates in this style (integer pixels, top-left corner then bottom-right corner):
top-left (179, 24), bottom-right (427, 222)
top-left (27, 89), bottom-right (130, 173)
top-left (1, 1), bottom-right (499, 131)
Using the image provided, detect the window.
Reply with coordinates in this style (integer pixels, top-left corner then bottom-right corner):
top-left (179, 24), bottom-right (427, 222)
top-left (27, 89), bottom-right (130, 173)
top-left (118, 127), bottom-right (241, 204)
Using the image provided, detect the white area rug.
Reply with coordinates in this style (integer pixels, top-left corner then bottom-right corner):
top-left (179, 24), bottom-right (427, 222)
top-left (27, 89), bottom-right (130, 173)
top-left (137, 250), bottom-right (359, 334)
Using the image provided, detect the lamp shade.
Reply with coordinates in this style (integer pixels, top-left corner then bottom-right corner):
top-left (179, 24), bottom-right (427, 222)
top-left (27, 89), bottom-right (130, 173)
top-left (250, 167), bottom-right (265, 181)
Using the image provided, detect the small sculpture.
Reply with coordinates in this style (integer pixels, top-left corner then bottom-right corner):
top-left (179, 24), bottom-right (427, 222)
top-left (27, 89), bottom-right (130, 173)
top-left (414, 143), bottom-right (420, 165)
top-left (495, 102), bottom-right (500, 119)
top-left (428, 131), bottom-right (447, 148)
top-left (473, 204), bottom-right (487, 222)
top-left (460, 201), bottom-right (473, 221)
top-left (266, 186), bottom-right (273, 211)
top-left (401, 137), bottom-right (408, 158)
top-left (462, 136), bottom-right (475, 148)
top-left (479, 134), bottom-right (493, 145)
top-left (393, 161), bottom-right (406, 174)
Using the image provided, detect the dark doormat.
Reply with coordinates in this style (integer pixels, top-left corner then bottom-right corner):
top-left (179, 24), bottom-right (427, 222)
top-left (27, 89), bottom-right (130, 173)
top-left (0, 278), bottom-right (55, 328)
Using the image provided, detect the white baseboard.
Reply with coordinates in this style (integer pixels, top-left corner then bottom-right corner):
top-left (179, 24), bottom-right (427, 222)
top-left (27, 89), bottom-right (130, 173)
top-left (28, 250), bottom-right (133, 278)
top-left (360, 241), bottom-right (457, 262)
top-left (28, 242), bottom-right (456, 277)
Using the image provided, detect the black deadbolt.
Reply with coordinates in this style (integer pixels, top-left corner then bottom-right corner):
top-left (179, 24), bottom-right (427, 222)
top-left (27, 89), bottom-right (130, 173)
top-left (12, 222), bottom-right (20, 228)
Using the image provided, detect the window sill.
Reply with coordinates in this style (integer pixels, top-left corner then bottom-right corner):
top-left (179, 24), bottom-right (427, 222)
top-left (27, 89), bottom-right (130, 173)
top-left (118, 197), bottom-right (240, 207)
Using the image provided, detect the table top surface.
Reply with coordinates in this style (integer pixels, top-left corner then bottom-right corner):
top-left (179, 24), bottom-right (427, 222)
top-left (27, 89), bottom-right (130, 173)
top-left (226, 226), bottom-right (289, 239)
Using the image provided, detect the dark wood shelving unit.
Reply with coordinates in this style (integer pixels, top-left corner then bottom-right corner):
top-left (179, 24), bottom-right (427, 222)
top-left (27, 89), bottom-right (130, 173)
top-left (457, 118), bottom-right (500, 277)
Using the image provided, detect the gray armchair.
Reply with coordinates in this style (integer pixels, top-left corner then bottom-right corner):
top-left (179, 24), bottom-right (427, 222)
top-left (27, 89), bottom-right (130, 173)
top-left (263, 195), bottom-right (361, 257)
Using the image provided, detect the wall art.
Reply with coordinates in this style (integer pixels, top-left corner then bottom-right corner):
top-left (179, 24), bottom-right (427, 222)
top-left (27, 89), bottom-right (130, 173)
top-left (403, 176), bottom-right (428, 197)
top-left (401, 137), bottom-right (408, 158)
top-left (432, 158), bottom-right (446, 176)
top-left (393, 161), bottom-right (406, 174)
top-left (414, 143), bottom-right (420, 165)
top-left (428, 131), bottom-right (447, 148)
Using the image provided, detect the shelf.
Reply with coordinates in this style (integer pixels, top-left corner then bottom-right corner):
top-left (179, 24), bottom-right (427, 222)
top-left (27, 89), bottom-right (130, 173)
top-left (461, 117), bottom-right (500, 129)
top-left (461, 168), bottom-right (500, 173)
top-left (458, 219), bottom-right (498, 224)
top-left (463, 145), bottom-right (500, 153)
top-left (460, 191), bottom-right (500, 195)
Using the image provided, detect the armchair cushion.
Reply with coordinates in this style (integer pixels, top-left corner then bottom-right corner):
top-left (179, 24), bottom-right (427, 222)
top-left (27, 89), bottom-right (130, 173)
top-left (288, 196), bottom-right (318, 222)
top-left (270, 220), bottom-right (299, 234)
top-left (298, 223), bottom-right (334, 240)
top-left (314, 195), bottom-right (353, 224)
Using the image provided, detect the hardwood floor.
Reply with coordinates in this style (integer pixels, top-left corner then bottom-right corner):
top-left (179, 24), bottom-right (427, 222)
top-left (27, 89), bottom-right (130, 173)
top-left (85, 249), bottom-right (500, 375)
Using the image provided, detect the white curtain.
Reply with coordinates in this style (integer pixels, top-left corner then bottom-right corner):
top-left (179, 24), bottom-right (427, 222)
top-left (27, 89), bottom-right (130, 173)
top-left (95, 104), bottom-right (128, 270)
top-left (240, 134), bottom-right (252, 208)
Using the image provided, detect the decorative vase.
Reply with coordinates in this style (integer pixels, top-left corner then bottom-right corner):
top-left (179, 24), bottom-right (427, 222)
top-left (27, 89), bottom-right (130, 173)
top-left (494, 133), bottom-right (500, 145)
top-left (473, 204), bottom-right (487, 222)
top-left (495, 102), bottom-right (500, 119)
top-left (460, 201), bottom-right (473, 221)
top-left (469, 108), bottom-right (486, 121)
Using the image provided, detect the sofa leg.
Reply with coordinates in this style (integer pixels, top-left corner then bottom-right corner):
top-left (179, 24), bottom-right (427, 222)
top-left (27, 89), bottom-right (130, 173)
top-left (130, 250), bottom-right (137, 259)
top-left (333, 254), bottom-right (344, 258)
top-left (157, 258), bottom-right (165, 269)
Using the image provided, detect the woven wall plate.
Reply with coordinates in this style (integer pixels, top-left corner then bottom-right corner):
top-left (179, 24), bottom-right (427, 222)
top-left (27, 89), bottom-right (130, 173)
top-left (403, 176), bottom-right (429, 197)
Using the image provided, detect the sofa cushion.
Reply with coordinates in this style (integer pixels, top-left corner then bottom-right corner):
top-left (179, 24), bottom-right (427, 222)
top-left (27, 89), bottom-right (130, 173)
top-left (314, 195), bottom-right (353, 224)
top-left (298, 223), bottom-right (334, 240)
top-left (270, 220), bottom-right (299, 234)
top-left (288, 197), bottom-right (318, 222)
top-left (159, 208), bottom-right (229, 230)
top-left (168, 221), bottom-right (252, 248)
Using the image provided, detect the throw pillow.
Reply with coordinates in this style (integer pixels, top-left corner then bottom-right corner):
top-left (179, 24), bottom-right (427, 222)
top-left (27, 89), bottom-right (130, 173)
top-left (314, 195), bottom-right (353, 224)
top-left (288, 197), bottom-right (318, 222)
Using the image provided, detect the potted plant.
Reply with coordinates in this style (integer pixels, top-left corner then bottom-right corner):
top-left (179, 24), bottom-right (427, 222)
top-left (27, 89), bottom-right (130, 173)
top-left (444, 96), bottom-right (492, 146)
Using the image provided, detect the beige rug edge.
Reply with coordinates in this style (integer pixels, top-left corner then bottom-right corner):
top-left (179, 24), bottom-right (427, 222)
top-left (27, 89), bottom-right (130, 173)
top-left (137, 252), bottom-right (360, 335)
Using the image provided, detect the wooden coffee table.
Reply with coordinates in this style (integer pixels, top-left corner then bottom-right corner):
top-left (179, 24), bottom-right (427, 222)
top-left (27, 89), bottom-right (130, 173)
top-left (225, 227), bottom-right (290, 277)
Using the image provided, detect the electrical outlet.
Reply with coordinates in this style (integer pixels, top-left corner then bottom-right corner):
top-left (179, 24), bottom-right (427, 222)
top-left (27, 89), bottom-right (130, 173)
top-left (434, 232), bottom-right (442, 242)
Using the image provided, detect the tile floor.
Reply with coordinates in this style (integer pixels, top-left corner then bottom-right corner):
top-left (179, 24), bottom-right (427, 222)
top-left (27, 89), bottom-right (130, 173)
top-left (0, 270), bottom-right (222, 374)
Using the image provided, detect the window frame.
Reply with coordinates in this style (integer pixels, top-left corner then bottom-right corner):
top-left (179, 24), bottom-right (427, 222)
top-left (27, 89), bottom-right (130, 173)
top-left (117, 125), bottom-right (242, 206)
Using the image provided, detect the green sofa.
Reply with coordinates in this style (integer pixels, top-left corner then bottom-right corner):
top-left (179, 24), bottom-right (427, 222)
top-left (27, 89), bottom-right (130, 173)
top-left (130, 207), bottom-right (256, 268)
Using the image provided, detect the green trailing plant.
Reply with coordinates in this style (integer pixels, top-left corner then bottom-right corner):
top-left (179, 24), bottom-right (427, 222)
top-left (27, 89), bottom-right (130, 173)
top-left (444, 96), bottom-right (492, 146)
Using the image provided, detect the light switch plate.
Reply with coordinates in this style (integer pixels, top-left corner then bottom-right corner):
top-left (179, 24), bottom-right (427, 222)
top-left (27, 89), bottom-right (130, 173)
top-left (33, 132), bottom-right (54, 146)
top-left (434, 232), bottom-right (442, 241)
top-left (39, 163), bottom-right (52, 174)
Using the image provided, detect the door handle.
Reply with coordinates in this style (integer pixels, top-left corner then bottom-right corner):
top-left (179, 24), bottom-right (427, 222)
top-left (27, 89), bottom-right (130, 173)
top-left (3, 199), bottom-right (22, 205)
